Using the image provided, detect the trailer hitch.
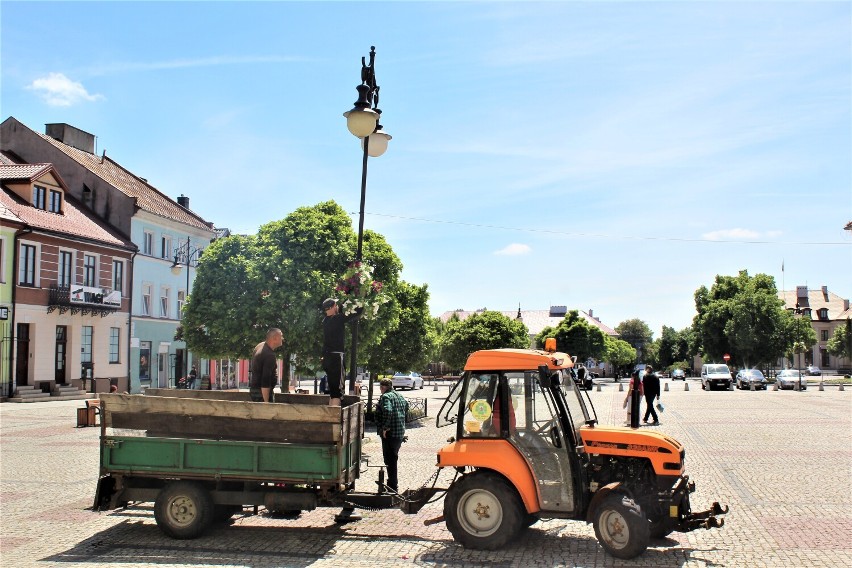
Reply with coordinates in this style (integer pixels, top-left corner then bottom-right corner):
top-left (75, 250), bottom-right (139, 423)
top-left (680, 501), bottom-right (729, 532)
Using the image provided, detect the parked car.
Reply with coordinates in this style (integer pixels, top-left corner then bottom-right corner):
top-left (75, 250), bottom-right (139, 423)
top-left (775, 369), bottom-right (807, 390)
top-left (735, 369), bottom-right (767, 390)
top-left (701, 363), bottom-right (733, 391)
top-left (806, 366), bottom-right (822, 376)
top-left (670, 369), bottom-right (686, 381)
top-left (391, 371), bottom-right (423, 390)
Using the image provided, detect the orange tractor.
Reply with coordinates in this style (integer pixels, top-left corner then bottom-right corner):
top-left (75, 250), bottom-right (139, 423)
top-left (433, 341), bottom-right (727, 559)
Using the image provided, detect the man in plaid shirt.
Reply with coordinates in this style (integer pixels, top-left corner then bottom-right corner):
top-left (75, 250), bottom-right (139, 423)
top-left (376, 378), bottom-right (409, 492)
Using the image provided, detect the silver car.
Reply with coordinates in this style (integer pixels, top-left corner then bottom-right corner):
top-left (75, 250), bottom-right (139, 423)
top-left (391, 371), bottom-right (423, 390)
top-left (735, 369), bottom-right (767, 390)
top-left (775, 369), bottom-right (807, 390)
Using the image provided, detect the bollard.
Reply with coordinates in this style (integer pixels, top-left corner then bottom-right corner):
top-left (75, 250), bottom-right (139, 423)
top-left (840, 383), bottom-right (845, 391)
top-left (433, 379), bottom-right (438, 392)
top-left (819, 381), bottom-right (824, 391)
top-left (596, 383), bottom-right (602, 392)
top-left (619, 383), bottom-right (624, 392)
top-left (773, 382), bottom-right (779, 391)
top-left (684, 382), bottom-right (689, 391)
top-left (664, 382), bottom-right (669, 392)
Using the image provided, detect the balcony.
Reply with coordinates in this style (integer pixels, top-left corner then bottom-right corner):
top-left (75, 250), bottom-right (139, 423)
top-left (47, 285), bottom-right (120, 317)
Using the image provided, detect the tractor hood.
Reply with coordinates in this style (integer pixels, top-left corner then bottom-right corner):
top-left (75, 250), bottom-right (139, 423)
top-left (579, 425), bottom-right (685, 476)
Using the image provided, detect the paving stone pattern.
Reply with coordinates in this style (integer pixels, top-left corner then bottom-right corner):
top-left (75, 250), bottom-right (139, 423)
top-left (1, 379), bottom-right (850, 567)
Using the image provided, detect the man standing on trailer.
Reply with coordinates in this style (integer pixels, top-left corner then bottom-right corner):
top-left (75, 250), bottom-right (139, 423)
top-left (321, 298), bottom-right (360, 406)
top-left (250, 328), bottom-right (283, 402)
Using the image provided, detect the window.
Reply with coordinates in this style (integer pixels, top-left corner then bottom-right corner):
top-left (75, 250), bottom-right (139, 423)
top-left (58, 251), bottom-right (73, 287)
top-left (83, 254), bottom-right (97, 287)
top-left (112, 260), bottom-right (124, 294)
top-left (48, 190), bottom-right (62, 213)
top-left (818, 308), bottom-right (829, 320)
top-left (143, 231), bottom-right (153, 255)
top-left (109, 328), bottom-right (120, 363)
top-left (821, 329), bottom-right (829, 342)
top-left (161, 235), bottom-right (172, 260)
top-left (160, 287), bottom-right (171, 318)
top-left (33, 186), bottom-right (46, 209)
top-left (142, 284), bottom-right (152, 316)
top-left (18, 243), bottom-right (36, 286)
top-left (177, 290), bottom-right (186, 320)
top-left (81, 326), bottom-right (93, 363)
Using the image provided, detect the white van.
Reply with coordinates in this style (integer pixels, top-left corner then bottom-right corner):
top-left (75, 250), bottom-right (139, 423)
top-left (701, 364), bottom-right (732, 391)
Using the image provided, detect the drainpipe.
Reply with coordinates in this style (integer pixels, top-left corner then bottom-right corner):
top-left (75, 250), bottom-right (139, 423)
top-left (9, 227), bottom-right (33, 399)
top-left (126, 249), bottom-right (137, 393)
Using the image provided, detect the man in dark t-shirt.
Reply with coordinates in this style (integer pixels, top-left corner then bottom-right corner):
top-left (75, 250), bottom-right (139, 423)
top-left (642, 365), bottom-right (661, 424)
top-left (322, 298), bottom-right (360, 406)
top-left (250, 328), bottom-right (283, 402)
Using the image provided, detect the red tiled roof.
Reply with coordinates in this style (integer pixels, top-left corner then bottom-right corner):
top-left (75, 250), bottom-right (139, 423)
top-left (0, 177), bottom-right (134, 250)
top-left (0, 163), bottom-right (55, 183)
top-left (28, 127), bottom-right (212, 232)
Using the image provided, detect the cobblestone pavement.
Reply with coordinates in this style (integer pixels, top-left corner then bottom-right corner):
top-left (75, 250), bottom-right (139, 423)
top-left (1, 379), bottom-right (850, 567)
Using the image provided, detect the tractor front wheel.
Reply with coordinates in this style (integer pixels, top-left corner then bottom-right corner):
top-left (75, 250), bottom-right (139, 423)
top-left (592, 493), bottom-right (650, 559)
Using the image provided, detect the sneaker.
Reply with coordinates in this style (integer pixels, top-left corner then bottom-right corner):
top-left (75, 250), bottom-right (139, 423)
top-left (642, 419), bottom-right (648, 423)
top-left (652, 420), bottom-right (659, 425)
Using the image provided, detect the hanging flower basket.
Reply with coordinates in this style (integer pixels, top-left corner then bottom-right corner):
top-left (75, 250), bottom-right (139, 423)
top-left (334, 261), bottom-right (389, 319)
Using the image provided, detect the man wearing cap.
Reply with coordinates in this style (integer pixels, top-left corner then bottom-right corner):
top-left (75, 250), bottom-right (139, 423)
top-left (321, 298), bottom-right (361, 406)
top-left (376, 378), bottom-right (409, 492)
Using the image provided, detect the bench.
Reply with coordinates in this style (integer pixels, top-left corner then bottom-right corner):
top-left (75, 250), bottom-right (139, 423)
top-left (76, 399), bottom-right (102, 427)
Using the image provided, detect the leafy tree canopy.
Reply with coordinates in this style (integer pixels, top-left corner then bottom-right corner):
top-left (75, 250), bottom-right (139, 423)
top-left (441, 311), bottom-right (529, 369)
top-left (605, 336), bottom-right (637, 372)
top-left (692, 270), bottom-right (797, 368)
top-left (826, 318), bottom-right (852, 361)
top-left (183, 200), bottom-right (413, 375)
top-left (535, 310), bottom-right (607, 362)
top-left (366, 281), bottom-right (435, 373)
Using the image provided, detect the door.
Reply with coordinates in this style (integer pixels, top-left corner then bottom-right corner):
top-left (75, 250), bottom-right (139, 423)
top-left (158, 353), bottom-right (168, 388)
top-left (15, 323), bottom-right (29, 386)
top-left (55, 326), bottom-right (67, 384)
top-left (507, 371), bottom-right (575, 513)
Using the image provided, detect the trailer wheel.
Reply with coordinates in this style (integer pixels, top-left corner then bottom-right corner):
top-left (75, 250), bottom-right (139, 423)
top-left (444, 471), bottom-right (524, 550)
top-left (593, 493), bottom-right (650, 559)
top-left (154, 481), bottom-right (213, 539)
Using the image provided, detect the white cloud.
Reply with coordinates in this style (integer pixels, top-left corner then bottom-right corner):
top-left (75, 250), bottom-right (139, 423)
top-left (27, 73), bottom-right (104, 107)
top-left (702, 228), bottom-right (762, 241)
top-left (494, 243), bottom-right (531, 256)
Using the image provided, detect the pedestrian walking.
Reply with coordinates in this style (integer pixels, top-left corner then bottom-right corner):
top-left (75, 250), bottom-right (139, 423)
top-left (375, 378), bottom-right (409, 492)
top-left (643, 365), bottom-right (661, 424)
top-left (624, 370), bottom-right (643, 426)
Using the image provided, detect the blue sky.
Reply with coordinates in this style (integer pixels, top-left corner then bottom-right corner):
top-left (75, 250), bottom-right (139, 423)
top-left (2, 1), bottom-right (850, 338)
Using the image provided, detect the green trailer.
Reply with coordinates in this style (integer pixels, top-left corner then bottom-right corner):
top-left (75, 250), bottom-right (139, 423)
top-left (93, 389), bottom-right (413, 538)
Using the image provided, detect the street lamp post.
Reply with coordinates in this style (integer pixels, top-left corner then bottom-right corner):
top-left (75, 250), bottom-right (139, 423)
top-left (171, 236), bottom-right (203, 388)
top-left (343, 46), bottom-right (391, 409)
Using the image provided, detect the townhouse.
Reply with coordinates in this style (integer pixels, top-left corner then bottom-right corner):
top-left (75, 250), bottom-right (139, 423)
top-left (1, 117), bottom-right (217, 394)
top-left (1, 153), bottom-right (135, 399)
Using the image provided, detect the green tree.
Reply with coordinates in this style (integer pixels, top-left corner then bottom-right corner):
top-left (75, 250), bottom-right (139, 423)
top-left (605, 336), bottom-right (637, 376)
top-left (536, 310), bottom-right (607, 362)
top-left (183, 201), bottom-right (406, 382)
top-left (441, 311), bottom-right (529, 369)
top-left (181, 234), bottom-right (264, 359)
top-left (366, 281), bottom-right (434, 373)
top-left (826, 318), bottom-right (852, 368)
top-left (615, 318), bottom-right (653, 361)
top-left (693, 270), bottom-right (791, 367)
top-left (657, 326), bottom-right (679, 369)
top-left (783, 311), bottom-right (817, 367)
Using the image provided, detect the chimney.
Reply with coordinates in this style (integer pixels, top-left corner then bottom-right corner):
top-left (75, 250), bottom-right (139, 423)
top-left (796, 286), bottom-right (808, 299)
top-left (550, 305), bottom-right (567, 317)
top-left (822, 286), bottom-right (829, 300)
top-left (588, 309), bottom-right (594, 318)
top-left (844, 299), bottom-right (850, 311)
top-left (45, 123), bottom-right (95, 154)
top-left (177, 194), bottom-right (190, 209)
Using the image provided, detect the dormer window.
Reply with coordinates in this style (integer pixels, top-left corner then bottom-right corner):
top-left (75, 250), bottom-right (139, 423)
top-left (818, 308), bottom-right (829, 320)
top-left (48, 189), bottom-right (62, 213)
top-left (33, 186), bottom-right (46, 210)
